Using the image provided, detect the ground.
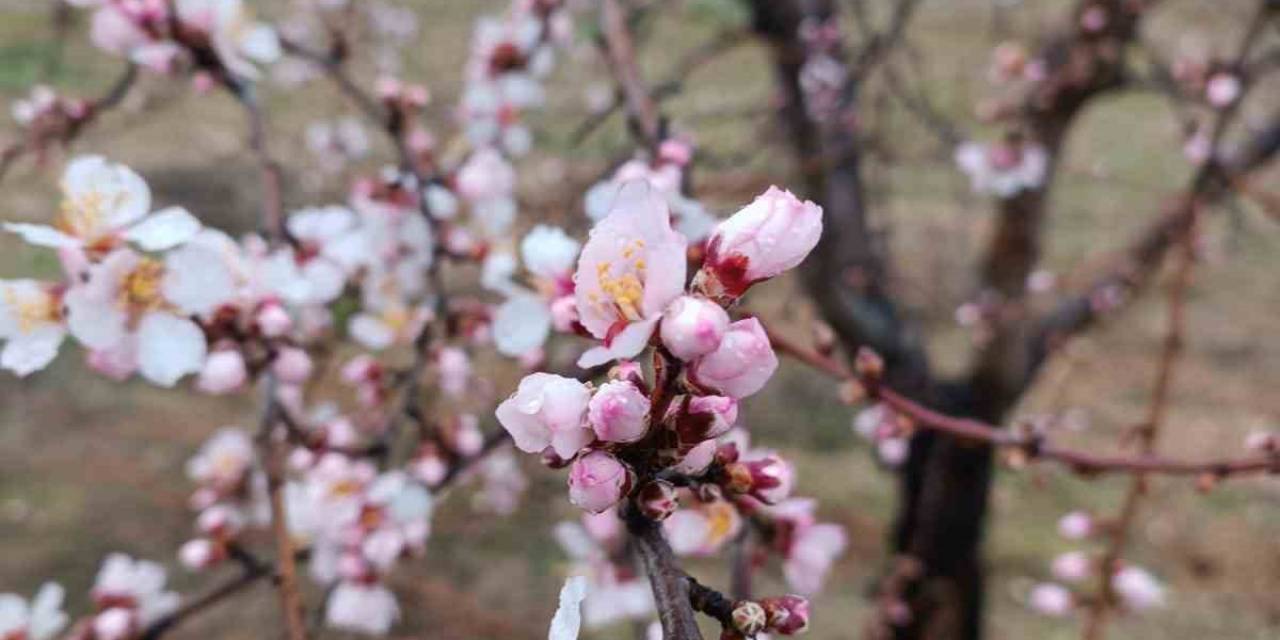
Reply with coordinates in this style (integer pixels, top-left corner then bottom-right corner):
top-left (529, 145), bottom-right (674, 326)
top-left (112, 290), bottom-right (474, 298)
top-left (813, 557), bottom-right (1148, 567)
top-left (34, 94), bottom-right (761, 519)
top-left (0, 1), bottom-right (1276, 639)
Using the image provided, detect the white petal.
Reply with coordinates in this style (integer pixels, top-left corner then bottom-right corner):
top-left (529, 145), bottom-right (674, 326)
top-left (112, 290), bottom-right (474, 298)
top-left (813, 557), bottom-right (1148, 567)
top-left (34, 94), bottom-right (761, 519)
top-left (3, 223), bottom-right (80, 248)
top-left (1, 326), bottom-right (64, 376)
top-left (64, 288), bottom-right (127, 350)
top-left (349, 314), bottom-right (394, 350)
top-left (162, 242), bottom-right (236, 314)
top-left (494, 295), bottom-right (551, 357)
top-left (137, 312), bottom-right (207, 387)
top-left (61, 155), bottom-right (151, 230)
top-left (240, 24), bottom-right (281, 63)
top-left (548, 576), bottom-right (588, 640)
top-left (124, 206), bottom-right (201, 251)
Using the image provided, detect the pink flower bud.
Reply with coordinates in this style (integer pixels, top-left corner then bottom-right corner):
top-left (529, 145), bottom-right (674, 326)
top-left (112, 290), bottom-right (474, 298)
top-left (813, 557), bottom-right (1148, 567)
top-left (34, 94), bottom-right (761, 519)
top-left (496, 373), bottom-right (594, 458)
top-left (658, 139), bottom-right (693, 166)
top-left (690, 318), bottom-right (778, 399)
top-left (197, 349), bottom-right (247, 395)
top-left (341, 355), bottom-right (381, 385)
top-left (687, 395), bottom-right (738, 440)
top-left (272, 348), bottom-right (313, 385)
top-left (762, 595), bottom-right (811, 635)
top-left (438, 347), bottom-right (471, 397)
top-left (1052, 551), bottom-right (1092, 582)
top-left (636, 480), bottom-right (679, 521)
top-left (567, 451), bottom-right (632, 514)
top-left (196, 505), bottom-right (244, 536)
top-left (673, 439), bottom-right (717, 475)
top-left (179, 538), bottom-right (222, 570)
top-left (550, 295), bottom-right (579, 333)
top-left (700, 186), bottom-right (822, 298)
top-left (453, 414), bottom-right (484, 456)
top-left (743, 454), bottom-right (794, 504)
top-left (660, 295), bottom-right (730, 361)
top-left (1028, 583), bottom-right (1073, 617)
top-left (588, 380), bottom-right (651, 443)
top-left (1245, 430), bottom-right (1277, 452)
top-left (93, 608), bottom-right (136, 640)
top-left (256, 303), bottom-right (293, 338)
top-left (1205, 73), bottom-right (1242, 108)
top-left (1057, 511), bottom-right (1093, 540)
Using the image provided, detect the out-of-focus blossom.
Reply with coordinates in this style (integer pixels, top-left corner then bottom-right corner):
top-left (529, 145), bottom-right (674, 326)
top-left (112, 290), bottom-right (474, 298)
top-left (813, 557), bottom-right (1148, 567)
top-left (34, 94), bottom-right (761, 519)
top-left (0, 583), bottom-right (67, 640)
top-left (954, 139), bottom-right (1048, 198)
top-left (1028, 582), bottom-right (1073, 617)
top-left (548, 576), bottom-right (588, 640)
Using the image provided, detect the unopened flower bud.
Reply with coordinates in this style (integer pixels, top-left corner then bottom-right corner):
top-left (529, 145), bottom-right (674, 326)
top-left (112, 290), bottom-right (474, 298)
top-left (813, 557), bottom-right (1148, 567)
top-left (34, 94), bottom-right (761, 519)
top-left (93, 608), bottom-right (135, 640)
top-left (272, 347), bottom-right (313, 385)
top-left (568, 451), bottom-right (632, 514)
top-left (699, 187), bottom-right (823, 300)
top-left (197, 349), bottom-right (247, 395)
top-left (1052, 551), bottom-right (1092, 582)
top-left (1028, 583), bottom-right (1073, 617)
top-left (690, 318), bottom-right (778, 399)
top-left (256, 303), bottom-right (292, 338)
top-left (854, 347), bottom-right (884, 381)
top-left (178, 538), bottom-right (223, 570)
top-left (732, 601), bottom-right (768, 636)
top-left (660, 295), bottom-right (730, 361)
top-left (1057, 511), bottom-right (1093, 540)
top-left (761, 595), bottom-right (811, 635)
top-left (636, 480), bottom-right (679, 521)
top-left (588, 380), bottom-right (651, 443)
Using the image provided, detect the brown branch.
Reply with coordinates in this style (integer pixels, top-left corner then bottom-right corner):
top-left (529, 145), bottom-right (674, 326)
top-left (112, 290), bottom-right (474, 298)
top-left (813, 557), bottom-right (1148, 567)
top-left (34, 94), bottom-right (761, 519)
top-left (139, 550), bottom-right (274, 640)
top-left (598, 0), bottom-right (663, 150)
top-left (255, 383), bottom-right (309, 640)
top-left (627, 511), bottom-right (704, 640)
top-left (0, 63), bottom-right (139, 185)
top-left (764, 328), bottom-right (1278, 478)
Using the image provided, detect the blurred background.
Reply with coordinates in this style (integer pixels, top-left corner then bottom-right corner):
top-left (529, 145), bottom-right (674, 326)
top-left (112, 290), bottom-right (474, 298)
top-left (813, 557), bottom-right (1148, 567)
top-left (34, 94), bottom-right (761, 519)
top-left (0, 0), bottom-right (1277, 638)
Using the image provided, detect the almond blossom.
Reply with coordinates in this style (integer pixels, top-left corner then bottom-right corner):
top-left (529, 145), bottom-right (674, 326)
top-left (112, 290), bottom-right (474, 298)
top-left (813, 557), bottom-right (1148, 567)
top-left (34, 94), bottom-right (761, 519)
top-left (89, 554), bottom-right (181, 635)
top-left (0, 583), bottom-right (68, 640)
top-left (495, 373), bottom-right (593, 458)
top-left (4, 156), bottom-right (200, 254)
top-left (573, 181), bottom-right (687, 367)
top-left (175, 0), bottom-right (282, 80)
top-left (63, 245), bottom-right (235, 386)
top-left (954, 138), bottom-right (1049, 198)
top-left (0, 280), bottom-right (68, 376)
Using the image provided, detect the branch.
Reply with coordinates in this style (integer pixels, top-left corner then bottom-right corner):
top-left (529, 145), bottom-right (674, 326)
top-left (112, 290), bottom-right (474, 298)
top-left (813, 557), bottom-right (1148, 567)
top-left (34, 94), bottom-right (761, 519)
top-left (764, 329), bottom-right (1279, 478)
top-left (139, 550), bottom-right (274, 640)
top-left (627, 511), bottom-right (704, 640)
top-left (0, 63), bottom-right (139, 185)
top-left (598, 0), bottom-right (663, 149)
top-left (255, 383), bottom-right (309, 640)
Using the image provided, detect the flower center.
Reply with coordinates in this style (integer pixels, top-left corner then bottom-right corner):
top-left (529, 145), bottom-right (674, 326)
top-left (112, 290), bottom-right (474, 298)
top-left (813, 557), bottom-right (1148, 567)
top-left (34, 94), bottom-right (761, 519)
top-left (120, 259), bottom-right (167, 312)
top-left (589, 238), bottom-right (647, 322)
top-left (2, 287), bottom-right (61, 334)
top-left (57, 190), bottom-right (111, 240)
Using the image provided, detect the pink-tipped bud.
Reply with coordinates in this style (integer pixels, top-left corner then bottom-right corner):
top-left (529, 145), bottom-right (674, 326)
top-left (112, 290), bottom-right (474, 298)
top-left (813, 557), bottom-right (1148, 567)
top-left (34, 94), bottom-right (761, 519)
top-left (179, 538), bottom-right (223, 570)
top-left (1028, 583), bottom-right (1073, 617)
top-left (660, 295), bottom-right (730, 361)
top-left (762, 595), bottom-right (811, 635)
top-left (197, 349), bottom-right (247, 395)
top-left (1057, 511), bottom-right (1093, 540)
top-left (92, 608), bottom-right (136, 640)
top-left (690, 318), bottom-right (778, 399)
top-left (1052, 551), bottom-right (1092, 582)
top-left (588, 380), bottom-right (651, 444)
top-left (698, 187), bottom-right (823, 299)
top-left (550, 295), bottom-right (579, 333)
top-left (196, 505), bottom-right (244, 537)
top-left (567, 451), bottom-right (632, 514)
top-left (673, 439), bottom-right (717, 475)
top-left (256, 303), bottom-right (292, 338)
top-left (272, 347), bottom-right (313, 385)
top-left (686, 395), bottom-right (738, 440)
top-left (637, 480), bottom-right (679, 521)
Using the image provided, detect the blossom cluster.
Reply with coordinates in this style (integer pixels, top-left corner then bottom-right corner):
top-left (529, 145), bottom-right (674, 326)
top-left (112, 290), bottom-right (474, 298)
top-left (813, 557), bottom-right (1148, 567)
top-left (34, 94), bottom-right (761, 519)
top-left (497, 179), bottom-right (831, 636)
top-left (1026, 510), bottom-right (1167, 618)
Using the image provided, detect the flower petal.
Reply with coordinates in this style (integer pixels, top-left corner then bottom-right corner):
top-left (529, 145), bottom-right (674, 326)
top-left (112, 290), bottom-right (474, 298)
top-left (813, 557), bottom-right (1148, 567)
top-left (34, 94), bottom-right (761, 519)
top-left (3, 223), bottom-right (81, 249)
top-left (137, 312), bottom-right (207, 387)
top-left (124, 206), bottom-right (201, 251)
top-left (548, 576), bottom-right (588, 640)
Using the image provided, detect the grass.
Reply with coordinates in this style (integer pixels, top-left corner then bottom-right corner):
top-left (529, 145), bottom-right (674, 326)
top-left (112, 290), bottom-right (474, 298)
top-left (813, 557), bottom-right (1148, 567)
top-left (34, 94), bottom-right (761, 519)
top-left (0, 1), bottom-right (1277, 639)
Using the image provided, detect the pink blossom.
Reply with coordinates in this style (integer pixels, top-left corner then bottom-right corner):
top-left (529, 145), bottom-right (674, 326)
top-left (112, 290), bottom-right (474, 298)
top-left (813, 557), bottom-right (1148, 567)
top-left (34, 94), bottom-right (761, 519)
top-left (588, 380), bottom-right (651, 443)
top-left (568, 451), bottom-right (632, 513)
top-left (659, 295), bottom-right (730, 361)
top-left (272, 347), bottom-right (313, 385)
top-left (663, 500), bottom-right (742, 556)
top-left (1028, 582), bottom-right (1073, 617)
top-left (178, 538), bottom-right (220, 570)
top-left (573, 181), bottom-right (688, 367)
top-left (672, 439), bottom-right (717, 475)
top-left (700, 187), bottom-right (822, 297)
top-left (1052, 551), bottom-right (1092, 582)
top-left (1057, 511), bottom-right (1093, 540)
top-left (1205, 72), bottom-right (1242, 108)
top-left (784, 522), bottom-right (846, 596)
top-left (690, 317), bottom-right (778, 399)
top-left (1112, 566), bottom-right (1165, 610)
top-left (496, 373), bottom-right (594, 458)
top-left (197, 349), bottom-right (247, 394)
top-left (255, 302), bottom-right (292, 337)
top-left (686, 395), bottom-right (738, 440)
top-left (743, 453), bottom-right (794, 504)
top-left (438, 346), bottom-right (471, 397)
top-left (325, 582), bottom-right (400, 635)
